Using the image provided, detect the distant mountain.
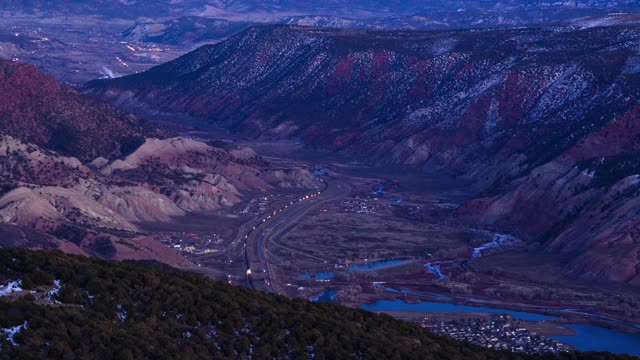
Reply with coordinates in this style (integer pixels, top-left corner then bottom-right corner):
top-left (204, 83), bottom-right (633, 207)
top-left (122, 16), bottom-right (252, 46)
top-left (1, 0), bottom-right (639, 20)
top-left (123, 7), bottom-right (640, 47)
top-left (122, 8), bottom-right (620, 47)
top-left (86, 14), bottom-right (640, 285)
top-left (0, 0), bottom-right (208, 19)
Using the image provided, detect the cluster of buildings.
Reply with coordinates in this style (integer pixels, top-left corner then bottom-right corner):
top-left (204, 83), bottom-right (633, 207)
top-left (156, 231), bottom-right (224, 255)
top-left (420, 315), bottom-right (572, 354)
top-left (334, 198), bottom-right (384, 214)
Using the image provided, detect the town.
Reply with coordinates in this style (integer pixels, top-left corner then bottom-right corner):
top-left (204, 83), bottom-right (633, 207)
top-left (420, 315), bottom-right (573, 354)
top-left (333, 196), bottom-right (389, 214)
top-left (156, 231), bottom-right (225, 255)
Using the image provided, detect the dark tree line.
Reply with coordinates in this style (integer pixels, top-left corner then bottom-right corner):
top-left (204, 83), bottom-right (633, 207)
top-left (0, 249), bottom-right (635, 360)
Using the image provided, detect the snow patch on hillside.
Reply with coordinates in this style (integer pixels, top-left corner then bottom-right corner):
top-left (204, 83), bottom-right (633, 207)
top-left (623, 47), bottom-right (640, 74)
top-left (0, 280), bottom-right (22, 296)
top-left (483, 98), bottom-right (501, 137)
top-left (1, 321), bottom-right (28, 347)
top-left (46, 279), bottom-right (62, 304)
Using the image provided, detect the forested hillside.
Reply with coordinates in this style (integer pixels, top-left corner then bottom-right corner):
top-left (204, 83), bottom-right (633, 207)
top-left (0, 249), bottom-right (634, 359)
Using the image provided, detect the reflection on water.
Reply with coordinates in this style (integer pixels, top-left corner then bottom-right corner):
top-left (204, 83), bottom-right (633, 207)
top-left (361, 299), bottom-right (640, 355)
top-left (310, 290), bottom-right (337, 303)
top-left (348, 259), bottom-right (412, 272)
top-left (551, 324), bottom-right (640, 356)
top-left (299, 272), bottom-right (335, 279)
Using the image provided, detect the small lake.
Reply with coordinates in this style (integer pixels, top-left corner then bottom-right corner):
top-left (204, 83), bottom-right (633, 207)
top-left (372, 184), bottom-right (403, 203)
top-left (551, 324), bottom-right (640, 356)
top-left (299, 272), bottom-right (335, 279)
top-left (348, 259), bottom-right (412, 272)
top-left (360, 299), bottom-right (558, 321)
top-left (310, 290), bottom-right (337, 303)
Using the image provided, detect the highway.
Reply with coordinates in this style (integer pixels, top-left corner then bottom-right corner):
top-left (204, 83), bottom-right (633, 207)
top-left (242, 178), bottom-right (331, 293)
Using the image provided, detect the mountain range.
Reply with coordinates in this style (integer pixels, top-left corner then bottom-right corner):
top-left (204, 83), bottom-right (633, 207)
top-left (122, 10), bottom-right (640, 47)
top-left (86, 14), bottom-right (640, 285)
top-left (0, 0), bottom-right (639, 26)
top-left (3, 1), bottom-right (640, 86)
top-left (2, 0), bottom-right (639, 20)
top-left (1, 2), bottom-right (640, 358)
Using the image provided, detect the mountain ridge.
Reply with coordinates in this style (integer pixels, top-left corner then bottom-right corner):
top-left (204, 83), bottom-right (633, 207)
top-left (85, 20), bottom-right (640, 284)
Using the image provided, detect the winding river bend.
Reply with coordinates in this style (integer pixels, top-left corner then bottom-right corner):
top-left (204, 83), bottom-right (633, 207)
top-left (372, 183), bottom-right (402, 203)
top-left (425, 233), bottom-right (512, 280)
top-left (424, 261), bottom-right (449, 280)
top-left (472, 233), bottom-right (512, 258)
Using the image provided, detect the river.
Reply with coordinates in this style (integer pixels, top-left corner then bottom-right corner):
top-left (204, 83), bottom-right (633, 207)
top-left (473, 233), bottom-right (511, 258)
top-left (424, 262), bottom-right (448, 280)
top-left (372, 183), bottom-right (403, 203)
top-left (551, 324), bottom-right (640, 356)
top-left (360, 299), bottom-right (640, 355)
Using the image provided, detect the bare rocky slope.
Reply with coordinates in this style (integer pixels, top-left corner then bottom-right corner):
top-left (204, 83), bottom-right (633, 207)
top-left (0, 60), bottom-right (316, 267)
top-left (86, 16), bottom-right (640, 284)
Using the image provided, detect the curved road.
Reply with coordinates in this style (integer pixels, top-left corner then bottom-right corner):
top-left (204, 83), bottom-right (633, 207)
top-left (241, 177), bottom-right (353, 293)
top-left (242, 178), bottom-right (335, 293)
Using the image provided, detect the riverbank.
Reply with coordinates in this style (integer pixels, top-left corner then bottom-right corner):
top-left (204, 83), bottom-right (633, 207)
top-left (357, 294), bottom-right (640, 355)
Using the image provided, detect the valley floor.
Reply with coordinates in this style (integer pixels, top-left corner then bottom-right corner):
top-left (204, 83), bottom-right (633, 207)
top-left (138, 123), bottom-right (640, 355)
